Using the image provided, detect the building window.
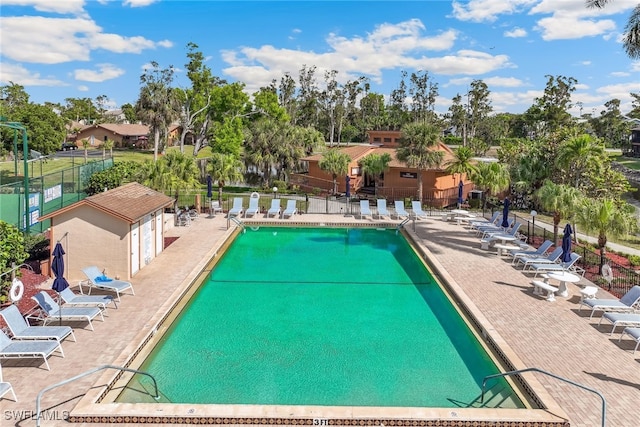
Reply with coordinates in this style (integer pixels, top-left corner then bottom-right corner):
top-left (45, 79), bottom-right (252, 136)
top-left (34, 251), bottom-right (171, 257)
top-left (373, 137), bottom-right (381, 143)
top-left (352, 167), bottom-right (360, 176)
top-left (383, 137), bottom-right (391, 143)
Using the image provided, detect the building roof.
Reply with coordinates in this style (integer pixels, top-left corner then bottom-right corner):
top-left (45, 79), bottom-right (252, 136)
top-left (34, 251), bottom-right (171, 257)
top-left (80, 123), bottom-right (149, 136)
top-left (40, 182), bottom-right (174, 223)
top-left (303, 142), bottom-right (456, 171)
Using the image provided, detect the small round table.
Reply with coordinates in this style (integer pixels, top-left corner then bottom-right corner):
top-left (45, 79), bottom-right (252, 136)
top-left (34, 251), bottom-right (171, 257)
top-left (493, 243), bottom-right (521, 257)
top-left (543, 271), bottom-right (580, 297)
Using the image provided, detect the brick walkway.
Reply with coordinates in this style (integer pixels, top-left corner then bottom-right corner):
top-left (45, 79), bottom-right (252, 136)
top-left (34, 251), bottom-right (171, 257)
top-left (1, 213), bottom-right (638, 426)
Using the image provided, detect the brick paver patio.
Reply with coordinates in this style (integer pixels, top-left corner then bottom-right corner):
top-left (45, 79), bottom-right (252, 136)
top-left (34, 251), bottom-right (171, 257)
top-left (1, 213), bottom-right (638, 426)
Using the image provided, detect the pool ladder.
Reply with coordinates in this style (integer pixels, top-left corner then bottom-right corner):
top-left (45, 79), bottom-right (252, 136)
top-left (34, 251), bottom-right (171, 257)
top-left (229, 216), bottom-right (246, 233)
top-left (396, 217), bottom-right (411, 234)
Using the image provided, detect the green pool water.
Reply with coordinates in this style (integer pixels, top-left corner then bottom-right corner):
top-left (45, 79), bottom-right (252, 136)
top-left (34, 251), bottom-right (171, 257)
top-left (118, 227), bottom-right (523, 408)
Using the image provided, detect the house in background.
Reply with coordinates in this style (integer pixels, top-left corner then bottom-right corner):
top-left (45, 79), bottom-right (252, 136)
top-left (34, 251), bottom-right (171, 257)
top-left (291, 130), bottom-right (470, 206)
top-left (73, 123), bottom-right (149, 148)
top-left (39, 182), bottom-right (174, 281)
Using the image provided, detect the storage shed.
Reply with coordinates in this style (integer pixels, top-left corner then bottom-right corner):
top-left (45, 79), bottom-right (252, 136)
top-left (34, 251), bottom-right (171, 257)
top-left (39, 183), bottom-right (174, 281)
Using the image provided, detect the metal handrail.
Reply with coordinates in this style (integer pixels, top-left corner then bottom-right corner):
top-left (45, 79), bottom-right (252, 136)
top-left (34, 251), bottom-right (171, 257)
top-left (396, 218), bottom-right (412, 234)
top-left (35, 365), bottom-right (159, 427)
top-left (482, 367), bottom-right (606, 427)
top-left (228, 216), bottom-right (246, 232)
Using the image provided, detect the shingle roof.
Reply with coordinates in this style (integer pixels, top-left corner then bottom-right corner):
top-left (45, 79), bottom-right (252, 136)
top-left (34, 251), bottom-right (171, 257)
top-left (80, 123), bottom-right (149, 136)
top-left (40, 182), bottom-right (174, 223)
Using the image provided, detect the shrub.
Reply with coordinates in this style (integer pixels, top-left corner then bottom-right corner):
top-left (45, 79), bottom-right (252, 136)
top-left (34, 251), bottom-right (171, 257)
top-left (628, 255), bottom-right (640, 266)
top-left (85, 160), bottom-right (138, 195)
top-left (271, 180), bottom-right (287, 193)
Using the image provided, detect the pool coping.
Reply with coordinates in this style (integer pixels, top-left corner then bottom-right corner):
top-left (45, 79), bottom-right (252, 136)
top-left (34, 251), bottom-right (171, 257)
top-left (70, 222), bottom-right (571, 426)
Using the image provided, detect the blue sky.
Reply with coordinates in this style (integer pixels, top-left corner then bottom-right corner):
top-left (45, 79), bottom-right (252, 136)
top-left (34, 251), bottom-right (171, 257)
top-left (1, 0), bottom-right (638, 116)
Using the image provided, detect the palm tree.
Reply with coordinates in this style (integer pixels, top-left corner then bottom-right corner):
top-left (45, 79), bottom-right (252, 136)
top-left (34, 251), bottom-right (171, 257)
top-left (534, 180), bottom-right (583, 245)
top-left (318, 149), bottom-right (350, 195)
top-left (445, 145), bottom-right (478, 186)
top-left (587, 1), bottom-right (640, 59)
top-left (555, 133), bottom-right (605, 189)
top-left (137, 151), bottom-right (200, 203)
top-left (103, 139), bottom-right (114, 159)
top-left (396, 122), bottom-right (444, 202)
top-left (574, 198), bottom-right (637, 271)
top-left (81, 139), bottom-right (90, 163)
top-left (209, 153), bottom-right (244, 203)
top-left (469, 162), bottom-right (510, 211)
top-left (359, 153), bottom-right (392, 197)
top-left (136, 62), bottom-right (180, 161)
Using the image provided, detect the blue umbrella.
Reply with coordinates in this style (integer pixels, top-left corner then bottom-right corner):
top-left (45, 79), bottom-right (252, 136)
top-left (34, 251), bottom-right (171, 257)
top-left (457, 180), bottom-right (464, 206)
top-left (345, 175), bottom-right (351, 198)
top-left (206, 175), bottom-right (213, 199)
top-left (501, 198), bottom-right (510, 228)
top-left (51, 242), bottom-right (70, 325)
top-left (561, 223), bottom-right (573, 263)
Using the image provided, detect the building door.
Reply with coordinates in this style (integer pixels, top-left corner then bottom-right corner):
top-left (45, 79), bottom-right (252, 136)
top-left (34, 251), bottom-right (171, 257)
top-left (155, 210), bottom-right (163, 256)
top-left (131, 222), bottom-right (140, 275)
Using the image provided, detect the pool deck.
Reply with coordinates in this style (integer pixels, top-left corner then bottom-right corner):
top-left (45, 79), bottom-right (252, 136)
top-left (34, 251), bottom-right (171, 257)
top-left (2, 212), bottom-right (639, 426)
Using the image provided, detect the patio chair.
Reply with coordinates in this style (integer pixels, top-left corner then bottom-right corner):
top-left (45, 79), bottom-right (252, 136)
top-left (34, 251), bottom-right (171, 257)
top-left (517, 246), bottom-right (563, 270)
top-left (81, 266), bottom-right (135, 302)
top-left (60, 287), bottom-right (116, 310)
top-left (509, 240), bottom-right (553, 265)
top-left (528, 253), bottom-right (581, 277)
top-left (579, 285), bottom-right (640, 319)
top-left (0, 373), bottom-right (16, 401)
top-left (376, 199), bottom-right (390, 219)
top-left (228, 197), bottom-right (244, 217)
top-left (282, 200), bottom-right (297, 218)
top-left (32, 291), bottom-right (104, 331)
top-left (599, 312), bottom-right (640, 335)
top-left (360, 200), bottom-right (372, 219)
top-left (267, 199), bottom-right (281, 217)
top-left (210, 201), bottom-right (223, 217)
top-left (394, 201), bottom-right (409, 219)
top-left (244, 197), bottom-right (260, 218)
top-left (468, 212), bottom-right (500, 229)
top-left (618, 327), bottom-right (640, 354)
top-left (479, 222), bottom-right (522, 248)
top-left (0, 329), bottom-right (62, 371)
top-left (478, 218), bottom-right (515, 238)
top-left (0, 305), bottom-right (75, 354)
top-left (411, 201), bottom-right (427, 219)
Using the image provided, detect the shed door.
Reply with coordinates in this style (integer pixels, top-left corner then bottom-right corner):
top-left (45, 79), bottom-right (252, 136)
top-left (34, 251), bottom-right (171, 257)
top-left (131, 222), bottom-right (140, 275)
top-left (155, 210), bottom-right (163, 256)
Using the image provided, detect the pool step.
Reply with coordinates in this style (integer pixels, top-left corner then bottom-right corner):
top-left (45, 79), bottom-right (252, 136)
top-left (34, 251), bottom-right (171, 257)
top-left (469, 383), bottom-right (521, 409)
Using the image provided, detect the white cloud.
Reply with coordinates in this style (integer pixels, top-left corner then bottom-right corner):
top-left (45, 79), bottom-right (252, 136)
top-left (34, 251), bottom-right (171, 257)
top-left (631, 61), bottom-right (640, 72)
top-left (222, 20), bottom-right (514, 95)
top-left (1, 0), bottom-right (86, 15)
top-left (451, 0), bottom-right (538, 23)
top-left (580, 61), bottom-right (592, 66)
top-left (534, 16), bottom-right (616, 40)
top-left (574, 83), bottom-right (590, 90)
top-left (74, 63), bottom-right (125, 82)
top-left (124, 0), bottom-right (158, 7)
top-left (610, 71), bottom-right (630, 77)
top-left (504, 27), bottom-right (527, 38)
top-left (0, 16), bottom-right (171, 64)
top-left (0, 63), bottom-right (67, 86)
top-left (489, 90), bottom-right (542, 112)
top-left (77, 85), bottom-right (89, 92)
top-left (482, 76), bottom-right (527, 87)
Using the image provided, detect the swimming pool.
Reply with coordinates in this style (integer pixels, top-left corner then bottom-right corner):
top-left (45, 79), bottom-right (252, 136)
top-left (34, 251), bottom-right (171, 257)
top-left (116, 227), bottom-right (522, 408)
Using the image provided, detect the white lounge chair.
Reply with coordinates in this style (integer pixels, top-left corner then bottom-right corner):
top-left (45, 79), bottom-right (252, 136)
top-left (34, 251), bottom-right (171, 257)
top-left (376, 199), bottom-right (390, 219)
top-left (394, 201), bottom-right (409, 219)
top-left (0, 329), bottom-right (62, 371)
top-left (244, 197), bottom-right (260, 217)
top-left (517, 246), bottom-right (563, 269)
top-left (510, 240), bottom-right (553, 265)
top-left (411, 201), bottom-right (427, 219)
top-left (468, 212), bottom-right (500, 229)
top-left (228, 197), bottom-right (244, 217)
top-left (267, 199), bottom-right (281, 217)
top-left (599, 312), bottom-right (640, 335)
top-left (0, 305), bottom-right (76, 352)
top-left (528, 252), bottom-right (581, 277)
top-left (32, 291), bottom-right (104, 331)
top-left (0, 372), bottom-right (16, 401)
top-left (210, 200), bottom-right (223, 217)
top-left (360, 200), bottom-right (372, 219)
top-left (579, 285), bottom-right (640, 319)
top-left (81, 266), bottom-right (135, 302)
top-left (60, 287), bottom-right (116, 310)
top-left (618, 327), bottom-right (640, 354)
top-left (282, 200), bottom-right (297, 218)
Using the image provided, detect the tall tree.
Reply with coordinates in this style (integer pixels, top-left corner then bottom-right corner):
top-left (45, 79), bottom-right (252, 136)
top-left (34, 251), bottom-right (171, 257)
top-left (408, 70), bottom-right (438, 124)
top-left (555, 133), bottom-right (605, 190)
top-left (467, 79), bottom-right (492, 142)
top-left (359, 153), bottom-right (392, 196)
top-left (587, 1), bottom-right (640, 58)
top-left (136, 61), bottom-right (180, 161)
top-left (525, 75), bottom-right (577, 137)
top-left (469, 161), bottom-right (510, 211)
top-left (387, 71), bottom-right (410, 130)
top-left (445, 146), bottom-right (478, 184)
top-left (209, 153), bottom-right (244, 203)
top-left (318, 149), bottom-right (350, 195)
top-left (534, 180), bottom-right (582, 244)
top-left (396, 122), bottom-right (444, 202)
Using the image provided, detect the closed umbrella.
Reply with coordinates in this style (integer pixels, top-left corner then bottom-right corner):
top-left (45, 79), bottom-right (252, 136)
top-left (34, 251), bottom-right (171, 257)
top-left (501, 198), bottom-right (510, 228)
top-left (51, 242), bottom-right (70, 325)
top-left (206, 175), bottom-right (213, 217)
top-left (561, 223), bottom-right (573, 263)
top-left (457, 180), bottom-right (464, 207)
top-left (345, 175), bottom-right (351, 198)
